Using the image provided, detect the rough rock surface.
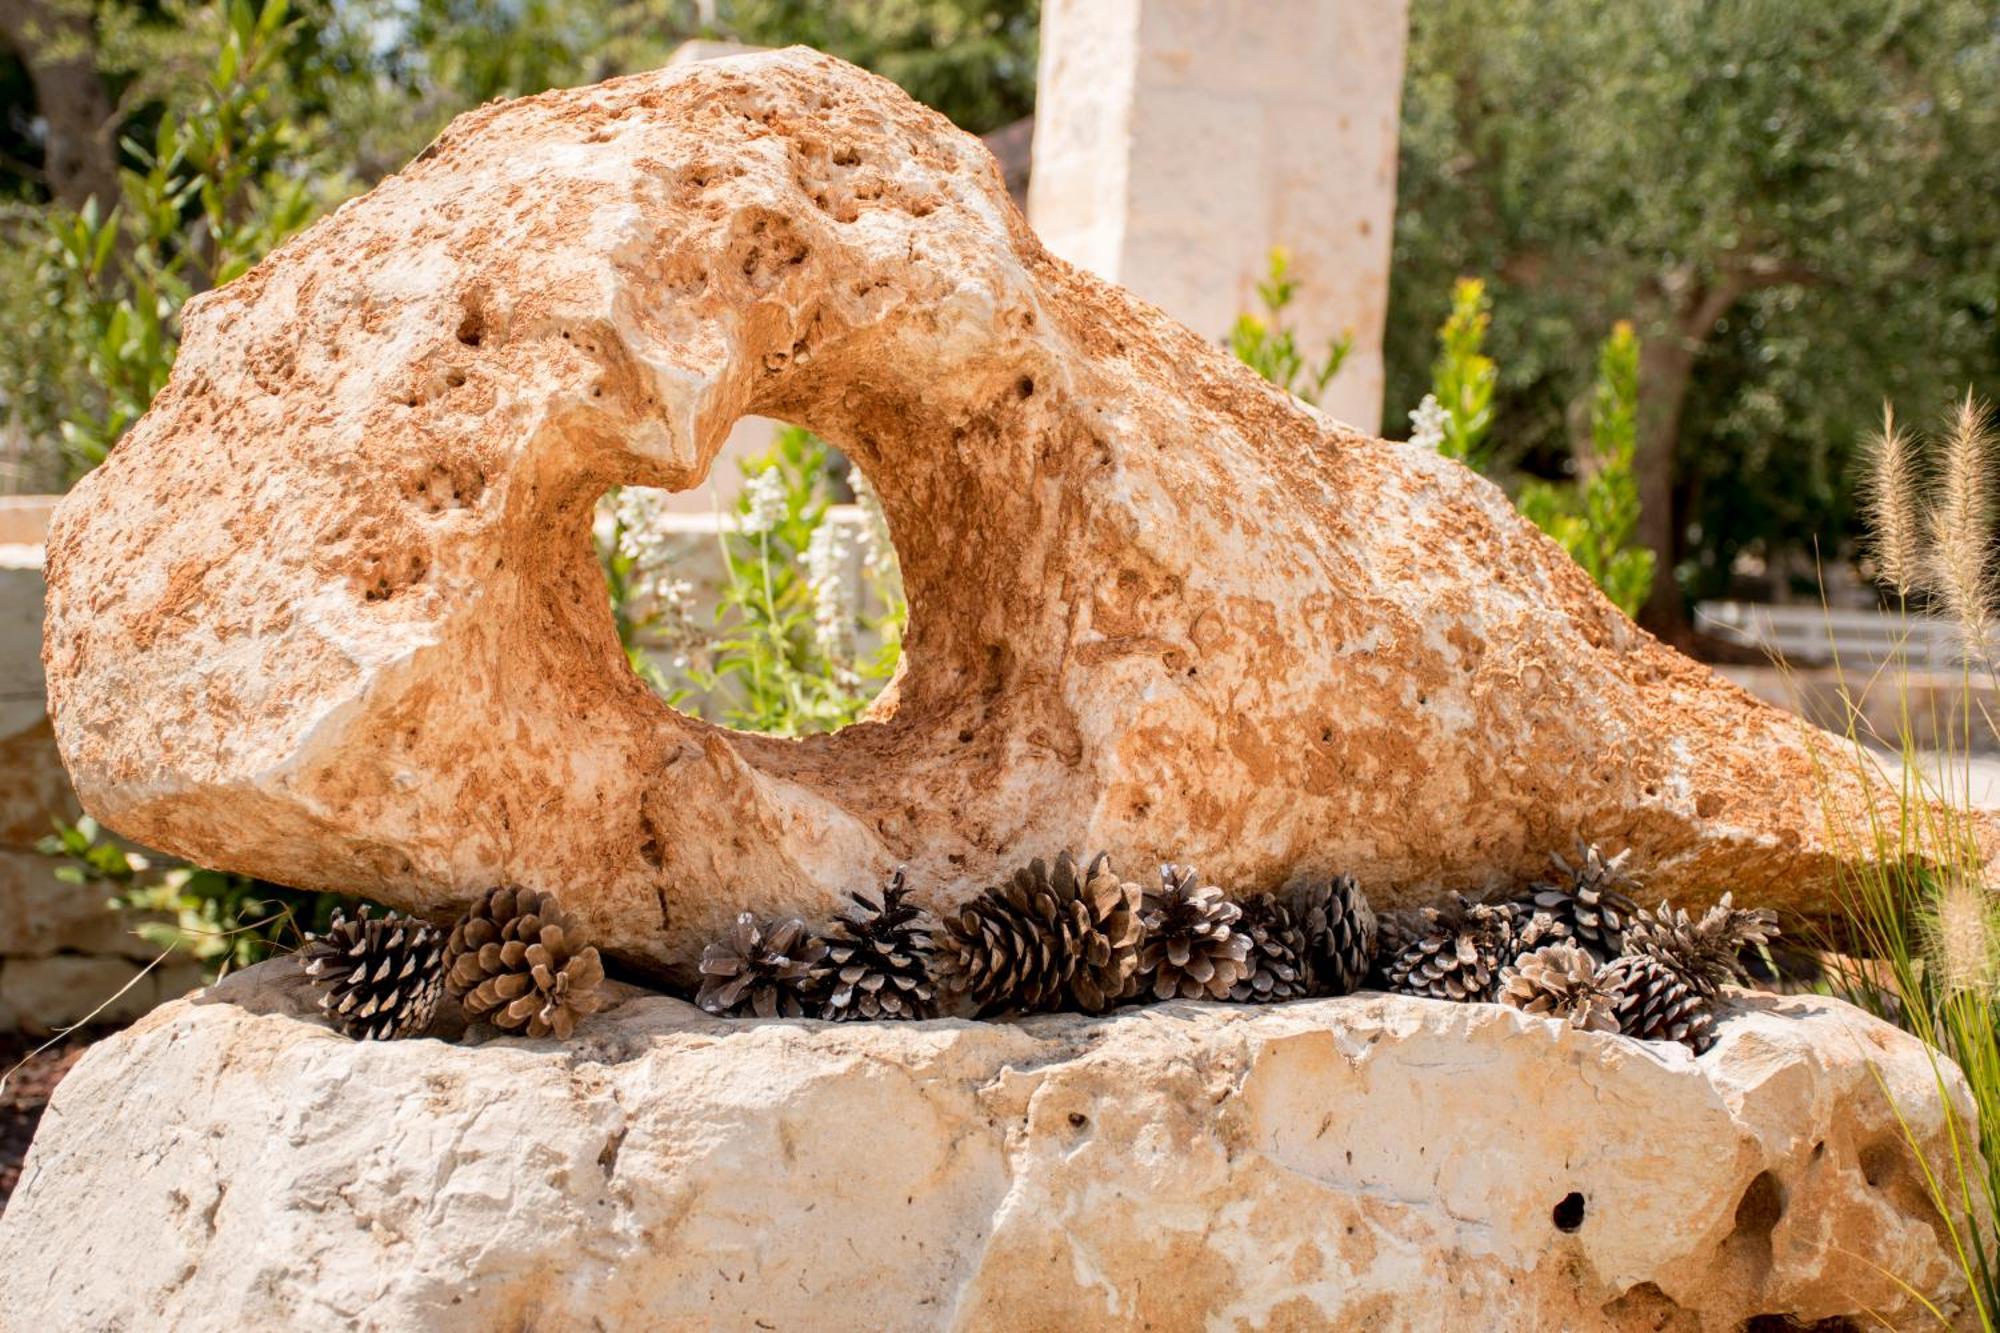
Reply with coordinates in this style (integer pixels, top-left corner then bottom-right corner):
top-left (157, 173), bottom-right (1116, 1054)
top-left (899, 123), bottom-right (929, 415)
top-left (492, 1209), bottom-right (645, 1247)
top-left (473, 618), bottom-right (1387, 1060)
top-left (0, 961), bottom-right (1972, 1329)
top-left (42, 49), bottom-right (1956, 974)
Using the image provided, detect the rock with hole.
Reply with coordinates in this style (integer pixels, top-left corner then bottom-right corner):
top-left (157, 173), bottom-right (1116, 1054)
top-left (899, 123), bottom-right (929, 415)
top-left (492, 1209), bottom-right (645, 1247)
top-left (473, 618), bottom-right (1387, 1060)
top-left (39, 49), bottom-right (1982, 975)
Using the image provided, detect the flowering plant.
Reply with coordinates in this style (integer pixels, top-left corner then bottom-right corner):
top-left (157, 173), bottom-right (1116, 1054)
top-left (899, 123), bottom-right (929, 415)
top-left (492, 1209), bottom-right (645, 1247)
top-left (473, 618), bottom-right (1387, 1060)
top-left (597, 427), bottom-right (905, 736)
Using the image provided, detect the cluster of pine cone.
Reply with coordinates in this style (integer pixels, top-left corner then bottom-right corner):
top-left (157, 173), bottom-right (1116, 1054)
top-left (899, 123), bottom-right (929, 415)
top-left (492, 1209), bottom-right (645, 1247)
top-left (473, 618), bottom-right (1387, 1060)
top-left (300, 885), bottom-right (607, 1042)
top-left (1375, 843), bottom-right (1779, 1052)
top-left (696, 855), bottom-right (1376, 1023)
top-left (697, 841), bottom-right (1779, 1053)
top-left (299, 838), bottom-right (1775, 1054)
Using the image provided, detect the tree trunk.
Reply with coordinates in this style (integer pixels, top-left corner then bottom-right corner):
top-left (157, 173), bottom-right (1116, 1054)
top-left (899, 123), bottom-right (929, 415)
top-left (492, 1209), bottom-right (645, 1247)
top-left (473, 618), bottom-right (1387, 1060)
top-left (0, 0), bottom-right (117, 211)
top-left (1635, 329), bottom-right (1698, 640)
top-left (1633, 268), bottom-right (1754, 644)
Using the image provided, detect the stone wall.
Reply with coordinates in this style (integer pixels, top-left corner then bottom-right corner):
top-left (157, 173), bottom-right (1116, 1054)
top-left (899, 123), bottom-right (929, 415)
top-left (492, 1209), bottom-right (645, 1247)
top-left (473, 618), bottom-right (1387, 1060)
top-left (0, 497), bottom-right (201, 1032)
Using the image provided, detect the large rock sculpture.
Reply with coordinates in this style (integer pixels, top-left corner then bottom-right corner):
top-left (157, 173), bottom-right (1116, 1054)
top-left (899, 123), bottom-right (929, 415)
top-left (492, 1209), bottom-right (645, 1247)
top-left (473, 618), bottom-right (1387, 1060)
top-left (40, 49), bottom-right (1947, 975)
top-left (0, 964), bottom-right (1973, 1328)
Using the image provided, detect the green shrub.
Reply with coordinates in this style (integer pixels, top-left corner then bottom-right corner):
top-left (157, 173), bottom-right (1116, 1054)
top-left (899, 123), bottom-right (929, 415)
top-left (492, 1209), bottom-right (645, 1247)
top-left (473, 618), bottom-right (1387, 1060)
top-left (1425, 277), bottom-right (1497, 469)
top-left (600, 427), bottom-right (906, 736)
top-left (15, 0), bottom-right (340, 478)
top-left (39, 816), bottom-right (352, 976)
top-left (1227, 249), bottom-right (1351, 408)
top-left (1517, 323), bottom-right (1656, 616)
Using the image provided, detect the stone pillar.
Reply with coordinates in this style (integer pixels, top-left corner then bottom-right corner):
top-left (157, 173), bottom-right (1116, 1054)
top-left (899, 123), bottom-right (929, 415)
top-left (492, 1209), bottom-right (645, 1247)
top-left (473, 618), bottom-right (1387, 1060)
top-left (1029, 0), bottom-right (1409, 433)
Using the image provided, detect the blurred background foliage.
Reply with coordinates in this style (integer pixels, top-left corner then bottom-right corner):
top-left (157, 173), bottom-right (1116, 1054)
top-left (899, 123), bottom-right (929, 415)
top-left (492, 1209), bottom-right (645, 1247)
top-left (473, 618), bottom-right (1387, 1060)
top-left (1389, 0), bottom-right (2000, 628)
top-left (0, 0), bottom-right (1993, 619)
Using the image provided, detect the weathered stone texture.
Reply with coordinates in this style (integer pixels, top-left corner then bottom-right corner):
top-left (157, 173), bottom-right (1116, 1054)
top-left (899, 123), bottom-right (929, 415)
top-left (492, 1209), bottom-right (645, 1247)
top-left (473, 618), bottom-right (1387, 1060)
top-left (40, 50), bottom-right (1959, 977)
top-left (0, 965), bottom-right (1973, 1329)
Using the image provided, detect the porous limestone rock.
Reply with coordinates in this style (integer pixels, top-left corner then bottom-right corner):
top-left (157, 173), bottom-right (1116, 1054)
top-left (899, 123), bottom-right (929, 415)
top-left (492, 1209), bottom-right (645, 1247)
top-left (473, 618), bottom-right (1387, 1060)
top-left (0, 962), bottom-right (1973, 1329)
top-left (41, 49), bottom-right (1963, 976)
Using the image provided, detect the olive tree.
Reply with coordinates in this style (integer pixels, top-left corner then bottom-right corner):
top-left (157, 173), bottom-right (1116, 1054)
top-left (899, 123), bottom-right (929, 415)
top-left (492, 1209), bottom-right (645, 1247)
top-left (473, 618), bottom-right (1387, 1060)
top-left (1389, 0), bottom-right (2000, 631)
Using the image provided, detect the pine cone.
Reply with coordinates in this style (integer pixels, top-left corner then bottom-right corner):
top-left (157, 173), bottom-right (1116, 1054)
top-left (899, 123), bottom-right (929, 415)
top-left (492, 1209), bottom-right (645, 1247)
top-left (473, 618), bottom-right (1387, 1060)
top-left (1505, 903), bottom-right (1571, 955)
top-left (1371, 906), bottom-right (1425, 981)
top-left (814, 868), bottom-right (939, 1021)
top-left (939, 851), bottom-right (1141, 1015)
top-left (1292, 873), bottom-right (1376, 996)
top-left (1605, 952), bottom-right (1716, 1052)
top-left (302, 907), bottom-right (447, 1041)
top-left (1624, 893), bottom-right (1780, 998)
top-left (1136, 864), bottom-right (1251, 1001)
top-left (1230, 893), bottom-right (1313, 1002)
top-left (1500, 942), bottom-right (1620, 1034)
top-left (1520, 841), bottom-right (1640, 961)
top-left (697, 912), bottom-right (828, 1019)
top-left (444, 885), bottom-right (608, 1038)
top-left (1381, 893), bottom-right (1515, 1002)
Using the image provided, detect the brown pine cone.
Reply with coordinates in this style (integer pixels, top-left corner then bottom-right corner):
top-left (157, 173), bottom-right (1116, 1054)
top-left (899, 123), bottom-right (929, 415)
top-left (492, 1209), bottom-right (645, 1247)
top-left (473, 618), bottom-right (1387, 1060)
top-left (302, 907), bottom-right (446, 1041)
top-left (938, 851), bottom-right (1141, 1015)
top-left (1605, 952), bottom-right (1716, 1053)
top-left (1522, 840), bottom-right (1640, 961)
top-left (813, 868), bottom-right (939, 1021)
top-left (1292, 873), bottom-right (1376, 996)
top-left (1381, 893), bottom-right (1515, 1003)
top-left (1229, 893), bottom-right (1313, 1003)
top-left (1499, 942), bottom-right (1620, 1034)
top-left (1136, 864), bottom-right (1251, 1001)
top-left (444, 885), bottom-right (608, 1039)
top-left (698, 913), bottom-right (829, 1019)
top-left (1624, 893), bottom-right (1780, 999)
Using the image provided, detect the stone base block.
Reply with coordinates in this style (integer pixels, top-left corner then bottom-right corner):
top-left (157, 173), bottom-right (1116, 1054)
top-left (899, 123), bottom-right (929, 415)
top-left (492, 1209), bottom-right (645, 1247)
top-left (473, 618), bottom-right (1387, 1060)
top-left (0, 847), bottom-right (156, 960)
top-left (0, 953), bottom-right (205, 1032)
top-left (0, 961), bottom-right (1974, 1329)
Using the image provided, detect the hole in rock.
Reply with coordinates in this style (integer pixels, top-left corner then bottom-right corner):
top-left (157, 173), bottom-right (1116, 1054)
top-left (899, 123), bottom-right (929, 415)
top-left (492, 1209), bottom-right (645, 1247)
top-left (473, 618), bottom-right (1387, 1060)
top-left (596, 1128), bottom-right (626, 1180)
top-left (1551, 1191), bottom-right (1586, 1232)
top-left (1725, 1169), bottom-right (1785, 1282)
top-left (1850, 1139), bottom-right (1951, 1258)
top-left (595, 422), bottom-right (903, 736)
top-left (1601, 1282), bottom-right (1679, 1322)
top-left (1859, 1142), bottom-right (1898, 1189)
top-left (1734, 1170), bottom-right (1784, 1236)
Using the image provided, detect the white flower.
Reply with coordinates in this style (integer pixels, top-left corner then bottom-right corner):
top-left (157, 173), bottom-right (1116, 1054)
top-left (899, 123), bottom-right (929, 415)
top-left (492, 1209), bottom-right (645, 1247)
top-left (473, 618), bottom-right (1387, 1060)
top-left (599, 486), bottom-right (710, 674)
top-left (1409, 393), bottom-right (1448, 451)
top-left (613, 487), bottom-right (673, 569)
top-left (650, 575), bottom-right (702, 670)
top-left (804, 516), bottom-right (858, 682)
top-left (848, 469), bottom-right (896, 579)
top-left (740, 468), bottom-right (788, 536)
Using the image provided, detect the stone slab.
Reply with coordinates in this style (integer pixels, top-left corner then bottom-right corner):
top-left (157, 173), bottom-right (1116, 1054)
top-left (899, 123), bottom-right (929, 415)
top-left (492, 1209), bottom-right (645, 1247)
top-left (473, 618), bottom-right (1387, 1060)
top-left (0, 961), bottom-right (1973, 1328)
